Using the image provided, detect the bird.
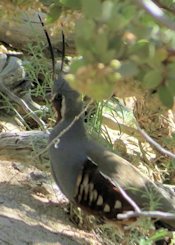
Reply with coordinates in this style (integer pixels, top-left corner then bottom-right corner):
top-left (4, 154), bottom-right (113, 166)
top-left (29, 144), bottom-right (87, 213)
top-left (49, 75), bottom-right (175, 235)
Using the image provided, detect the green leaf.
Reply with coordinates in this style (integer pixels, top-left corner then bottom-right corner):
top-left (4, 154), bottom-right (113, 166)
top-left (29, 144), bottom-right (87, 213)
top-left (122, 4), bottom-right (136, 19)
top-left (82, 0), bottom-right (101, 19)
top-left (91, 33), bottom-right (109, 61)
top-left (149, 229), bottom-right (171, 242)
top-left (108, 13), bottom-right (129, 31)
top-left (158, 85), bottom-right (174, 108)
top-left (167, 63), bottom-right (175, 80)
top-left (40, 0), bottom-right (55, 5)
top-left (167, 79), bottom-right (175, 94)
top-left (101, 49), bottom-right (116, 64)
top-left (60, 0), bottom-right (81, 9)
top-left (139, 239), bottom-right (152, 245)
top-left (86, 75), bottom-right (116, 101)
top-left (142, 70), bottom-right (161, 89)
top-left (70, 59), bottom-right (86, 73)
top-left (76, 18), bottom-right (95, 41)
top-left (150, 48), bottom-right (167, 67)
top-left (105, 2), bottom-right (132, 31)
top-left (47, 3), bottom-right (62, 23)
top-left (131, 40), bottom-right (150, 61)
top-left (101, 0), bottom-right (113, 22)
top-left (119, 61), bottom-right (139, 77)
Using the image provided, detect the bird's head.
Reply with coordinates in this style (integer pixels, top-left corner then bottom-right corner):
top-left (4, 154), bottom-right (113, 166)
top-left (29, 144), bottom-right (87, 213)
top-left (51, 75), bottom-right (83, 120)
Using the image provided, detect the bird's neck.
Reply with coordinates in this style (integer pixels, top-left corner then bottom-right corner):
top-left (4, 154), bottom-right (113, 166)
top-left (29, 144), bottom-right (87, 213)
top-left (58, 95), bottom-right (86, 138)
top-left (51, 114), bottom-right (86, 143)
top-left (61, 95), bottom-right (84, 121)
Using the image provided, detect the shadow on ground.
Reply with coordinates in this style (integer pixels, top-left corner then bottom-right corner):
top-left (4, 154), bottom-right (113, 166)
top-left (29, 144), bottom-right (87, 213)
top-left (0, 161), bottom-right (100, 245)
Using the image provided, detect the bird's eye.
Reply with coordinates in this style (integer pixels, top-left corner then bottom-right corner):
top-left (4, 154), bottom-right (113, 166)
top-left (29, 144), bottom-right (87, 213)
top-left (52, 93), bottom-right (63, 109)
top-left (52, 93), bottom-right (63, 121)
top-left (55, 94), bottom-right (63, 102)
top-left (51, 93), bottom-right (62, 103)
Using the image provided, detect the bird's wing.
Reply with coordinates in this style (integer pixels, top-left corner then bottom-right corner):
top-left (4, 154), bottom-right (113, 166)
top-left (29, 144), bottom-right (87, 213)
top-left (74, 158), bottom-right (135, 220)
top-left (86, 139), bottom-right (175, 229)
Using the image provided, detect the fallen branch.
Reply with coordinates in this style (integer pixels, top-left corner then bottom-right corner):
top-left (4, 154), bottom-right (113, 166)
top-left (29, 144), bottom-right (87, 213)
top-left (0, 78), bottom-right (47, 130)
top-left (0, 131), bottom-right (49, 170)
top-left (0, 11), bottom-right (75, 54)
top-left (0, 55), bottom-right (48, 130)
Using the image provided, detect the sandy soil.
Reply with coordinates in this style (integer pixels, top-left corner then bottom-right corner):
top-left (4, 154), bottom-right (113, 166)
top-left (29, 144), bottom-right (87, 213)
top-left (0, 160), bottom-right (101, 245)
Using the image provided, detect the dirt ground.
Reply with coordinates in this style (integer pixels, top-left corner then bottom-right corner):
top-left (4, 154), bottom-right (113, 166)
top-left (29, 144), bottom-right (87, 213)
top-left (0, 160), bottom-right (101, 245)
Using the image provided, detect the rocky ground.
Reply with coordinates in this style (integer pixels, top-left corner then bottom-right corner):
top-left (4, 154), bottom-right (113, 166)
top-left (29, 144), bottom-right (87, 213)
top-left (0, 160), bottom-right (101, 245)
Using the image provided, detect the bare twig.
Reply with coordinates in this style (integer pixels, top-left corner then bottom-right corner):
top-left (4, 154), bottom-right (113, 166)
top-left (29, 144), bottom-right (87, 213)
top-left (6, 52), bottom-right (23, 57)
top-left (37, 99), bottom-right (93, 157)
top-left (152, 0), bottom-right (175, 15)
top-left (114, 174), bottom-right (175, 221)
top-left (134, 0), bottom-right (175, 31)
top-left (115, 182), bottom-right (141, 212)
top-left (136, 122), bottom-right (175, 160)
top-left (0, 78), bottom-right (47, 131)
top-left (117, 210), bottom-right (175, 220)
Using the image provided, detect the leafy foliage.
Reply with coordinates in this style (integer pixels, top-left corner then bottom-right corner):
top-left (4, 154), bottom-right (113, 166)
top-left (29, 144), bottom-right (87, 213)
top-left (2, 0), bottom-right (175, 106)
top-left (46, 0), bottom-right (175, 107)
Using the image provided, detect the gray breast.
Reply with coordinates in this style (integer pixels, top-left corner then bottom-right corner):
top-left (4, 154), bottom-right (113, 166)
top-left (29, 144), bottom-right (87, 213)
top-left (49, 121), bottom-right (87, 201)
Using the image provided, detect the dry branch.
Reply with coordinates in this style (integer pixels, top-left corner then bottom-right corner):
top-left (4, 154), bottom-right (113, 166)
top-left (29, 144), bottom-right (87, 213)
top-left (0, 131), bottom-right (49, 170)
top-left (0, 54), bottom-right (48, 129)
top-left (0, 11), bottom-right (75, 54)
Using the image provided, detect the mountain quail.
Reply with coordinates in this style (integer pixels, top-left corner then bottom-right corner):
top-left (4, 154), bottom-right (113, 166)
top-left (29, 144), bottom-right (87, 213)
top-left (49, 75), bottom-right (175, 230)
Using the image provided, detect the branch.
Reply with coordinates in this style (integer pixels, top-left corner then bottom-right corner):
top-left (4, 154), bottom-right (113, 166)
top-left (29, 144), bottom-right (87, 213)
top-left (152, 0), bottom-right (175, 15)
top-left (136, 122), bottom-right (175, 160)
top-left (134, 0), bottom-right (175, 31)
top-left (116, 180), bottom-right (175, 221)
top-left (115, 181), bottom-right (141, 212)
top-left (117, 210), bottom-right (175, 220)
top-left (0, 11), bottom-right (75, 54)
top-left (37, 99), bottom-right (93, 158)
top-left (0, 131), bottom-right (50, 170)
top-left (0, 78), bottom-right (47, 131)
